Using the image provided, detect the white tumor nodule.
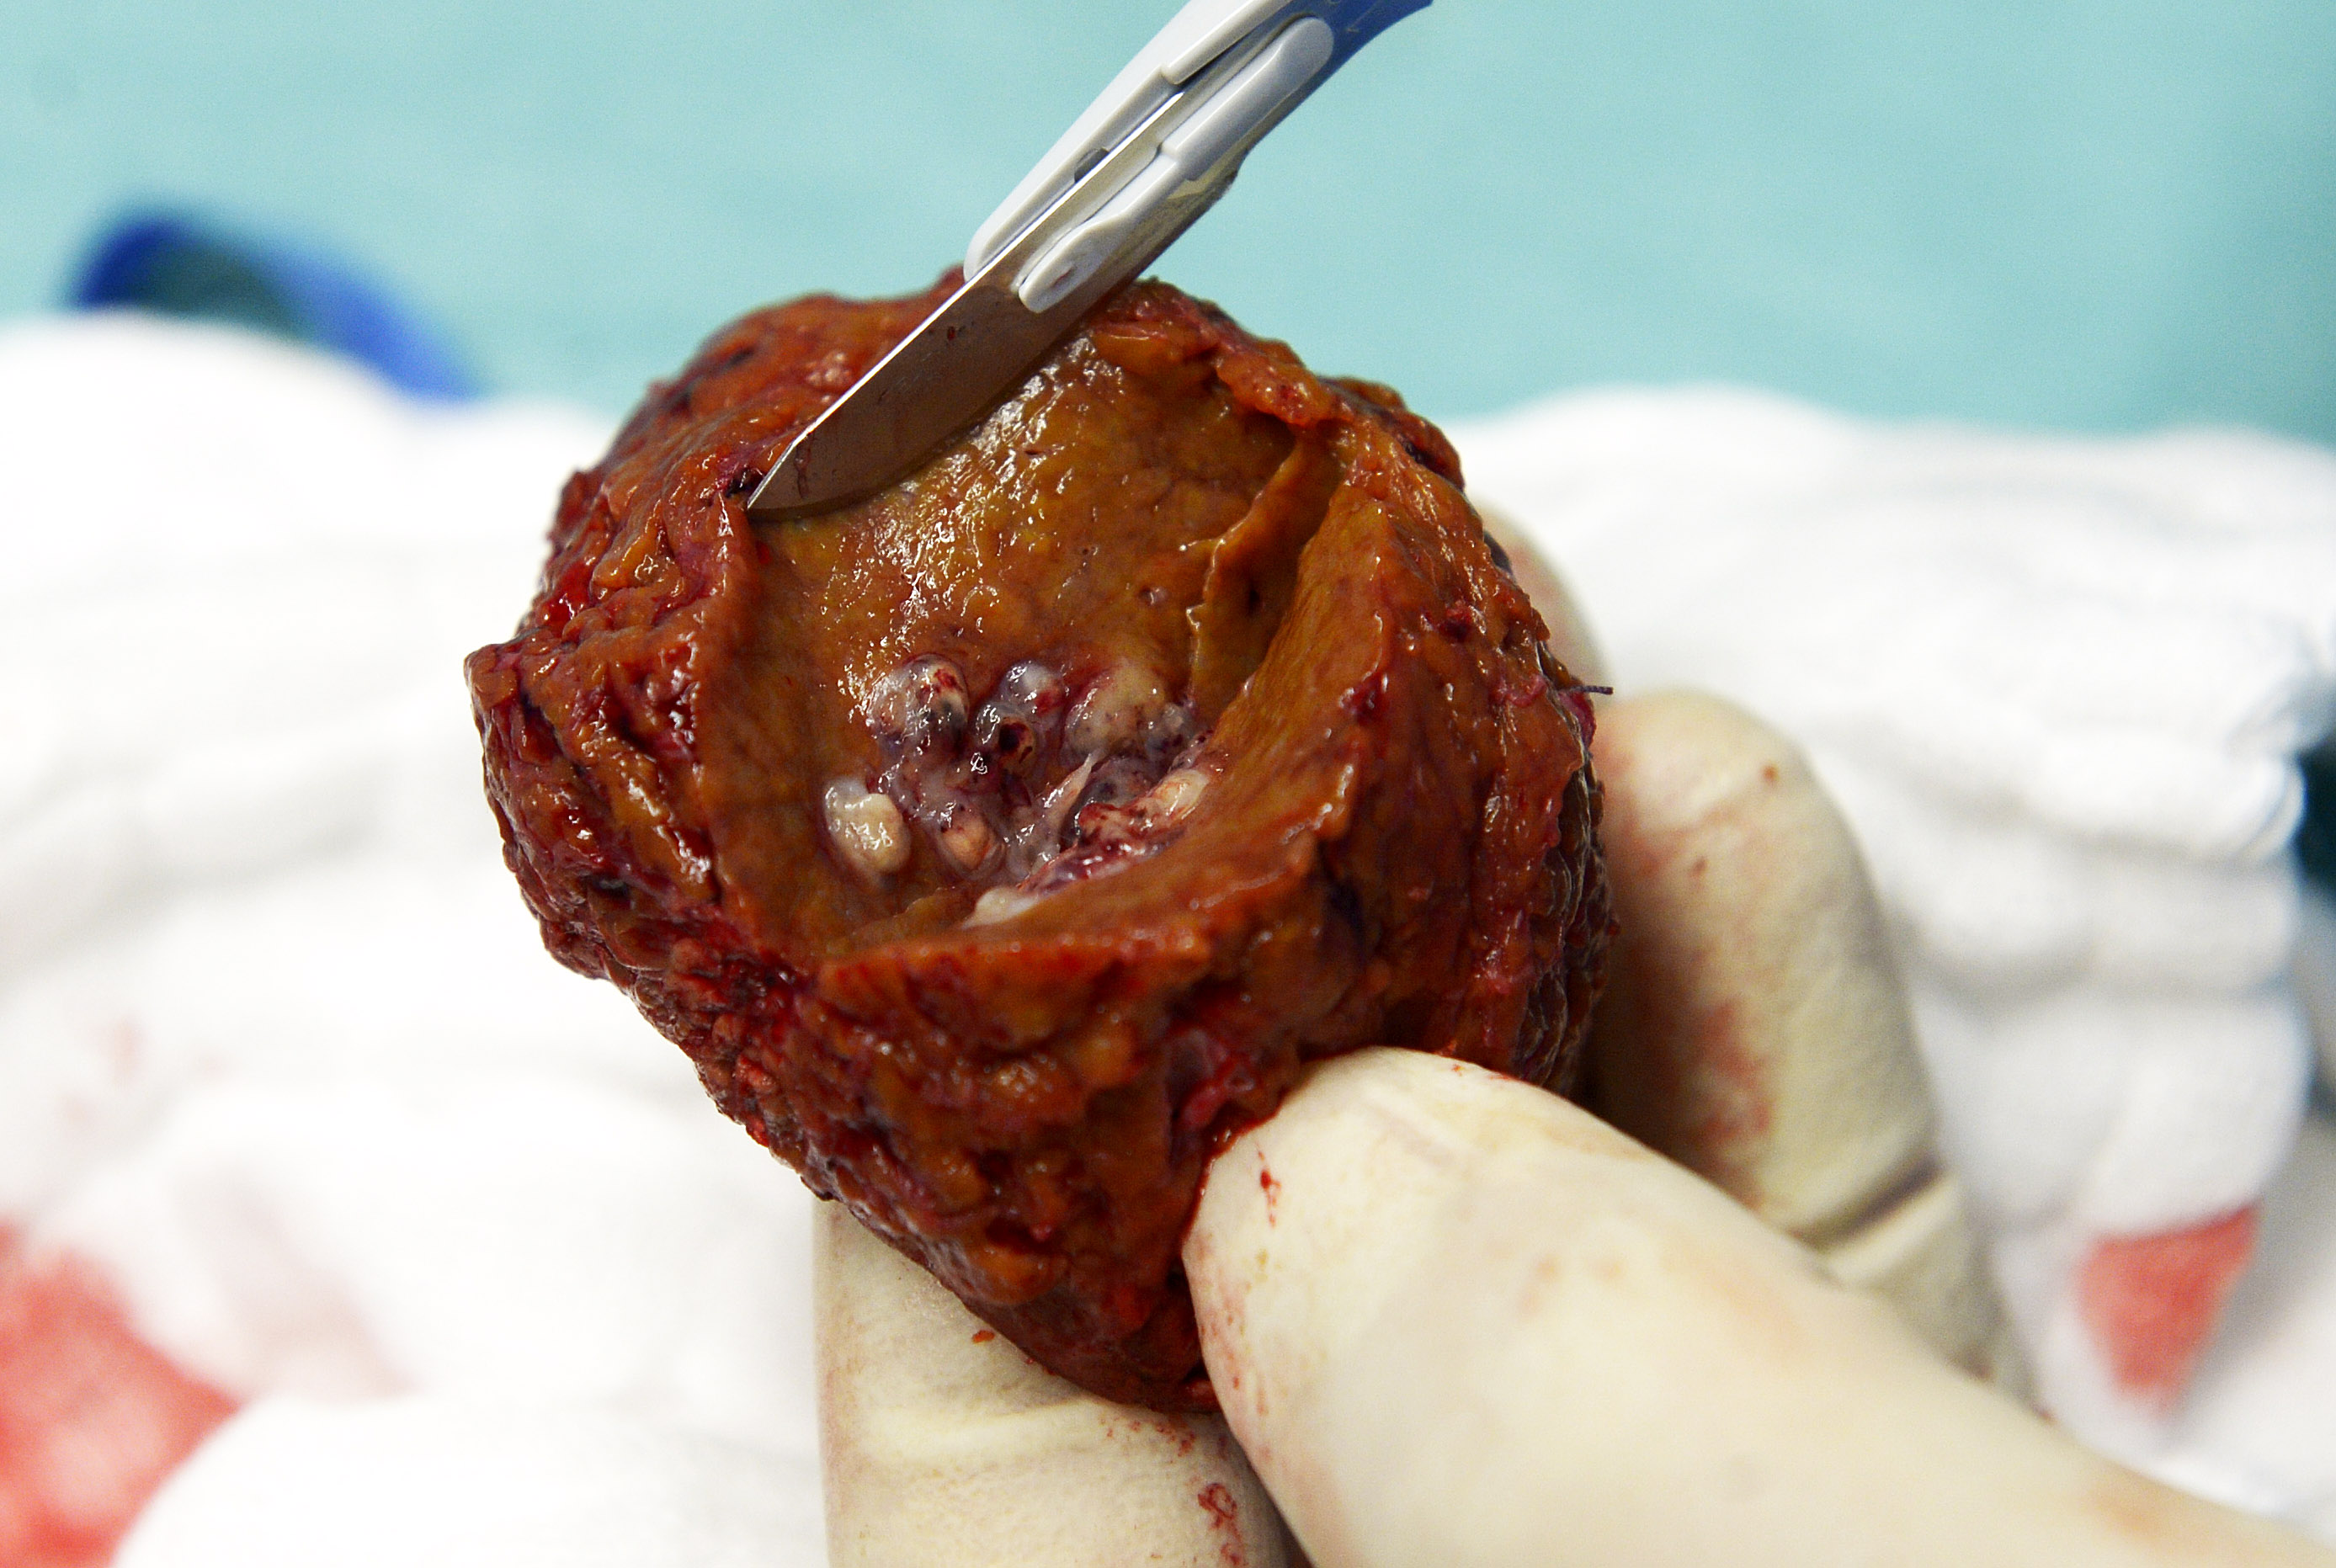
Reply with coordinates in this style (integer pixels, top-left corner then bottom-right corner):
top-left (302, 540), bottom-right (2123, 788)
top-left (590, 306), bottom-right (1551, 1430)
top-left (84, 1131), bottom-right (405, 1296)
top-left (967, 886), bottom-right (1041, 927)
top-left (936, 806), bottom-right (998, 874)
top-left (825, 779), bottom-right (912, 880)
top-left (1139, 768), bottom-right (1210, 828)
top-left (1064, 662), bottom-right (1168, 757)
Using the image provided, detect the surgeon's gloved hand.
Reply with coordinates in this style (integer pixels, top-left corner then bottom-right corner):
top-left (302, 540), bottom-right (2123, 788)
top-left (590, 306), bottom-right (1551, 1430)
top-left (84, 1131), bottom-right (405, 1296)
top-left (810, 568), bottom-right (2335, 1566)
top-left (1186, 1056), bottom-right (2332, 1568)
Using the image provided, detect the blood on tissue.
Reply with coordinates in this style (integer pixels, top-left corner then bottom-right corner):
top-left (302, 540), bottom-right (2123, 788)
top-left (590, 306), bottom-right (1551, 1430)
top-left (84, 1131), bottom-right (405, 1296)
top-left (2076, 1206), bottom-right (2259, 1408)
top-left (1196, 1480), bottom-right (1247, 1565)
top-left (1151, 1418), bottom-right (1198, 1458)
top-left (1258, 1160), bottom-right (1281, 1225)
top-left (0, 1230), bottom-right (237, 1567)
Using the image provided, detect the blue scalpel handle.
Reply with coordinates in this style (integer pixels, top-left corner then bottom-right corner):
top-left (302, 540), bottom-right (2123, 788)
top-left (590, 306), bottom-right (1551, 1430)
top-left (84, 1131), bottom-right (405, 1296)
top-left (1316, 0), bottom-right (1434, 69)
top-left (965, 0), bottom-right (1432, 284)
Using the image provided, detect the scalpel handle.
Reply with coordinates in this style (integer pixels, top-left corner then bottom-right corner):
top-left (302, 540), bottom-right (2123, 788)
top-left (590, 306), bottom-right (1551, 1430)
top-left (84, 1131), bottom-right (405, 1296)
top-left (1010, 15), bottom-right (1335, 314)
top-left (965, 0), bottom-right (1431, 282)
top-left (1312, 0), bottom-right (1433, 67)
top-left (746, 0), bottom-right (1430, 523)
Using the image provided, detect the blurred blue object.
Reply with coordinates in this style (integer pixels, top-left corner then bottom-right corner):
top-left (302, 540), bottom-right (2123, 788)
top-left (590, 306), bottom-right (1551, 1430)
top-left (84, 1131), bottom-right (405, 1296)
top-left (2303, 741), bottom-right (2336, 896)
top-left (68, 213), bottom-right (478, 401)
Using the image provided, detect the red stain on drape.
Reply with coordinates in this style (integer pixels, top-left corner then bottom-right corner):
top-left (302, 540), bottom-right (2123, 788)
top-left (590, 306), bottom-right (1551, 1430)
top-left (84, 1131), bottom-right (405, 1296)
top-left (0, 1229), bottom-right (238, 1566)
top-left (2077, 1206), bottom-right (2259, 1408)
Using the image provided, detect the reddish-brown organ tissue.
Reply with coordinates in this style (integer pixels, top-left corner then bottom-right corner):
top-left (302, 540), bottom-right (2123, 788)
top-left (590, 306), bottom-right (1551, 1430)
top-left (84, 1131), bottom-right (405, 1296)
top-left (466, 278), bottom-right (1614, 1410)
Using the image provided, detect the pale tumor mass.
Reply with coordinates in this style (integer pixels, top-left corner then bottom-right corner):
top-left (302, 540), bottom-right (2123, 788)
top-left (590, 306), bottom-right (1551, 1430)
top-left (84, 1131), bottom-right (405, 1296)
top-left (821, 777), bottom-right (911, 882)
top-left (839, 652), bottom-right (1215, 909)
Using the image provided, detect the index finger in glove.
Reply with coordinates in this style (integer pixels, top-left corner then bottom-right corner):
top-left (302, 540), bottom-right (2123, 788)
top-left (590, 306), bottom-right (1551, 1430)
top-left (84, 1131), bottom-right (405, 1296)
top-left (1484, 507), bottom-right (2019, 1385)
top-left (1184, 1047), bottom-right (2336, 1568)
top-left (1582, 688), bottom-right (2025, 1387)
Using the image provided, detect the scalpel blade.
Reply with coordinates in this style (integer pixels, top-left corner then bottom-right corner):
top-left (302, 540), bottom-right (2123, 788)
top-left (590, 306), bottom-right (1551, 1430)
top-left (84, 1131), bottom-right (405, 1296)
top-left (743, 263), bottom-right (1101, 522)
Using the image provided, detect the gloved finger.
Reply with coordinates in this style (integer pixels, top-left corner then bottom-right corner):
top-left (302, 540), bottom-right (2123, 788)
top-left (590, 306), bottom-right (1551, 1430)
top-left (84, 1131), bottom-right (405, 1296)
top-left (1582, 689), bottom-right (2025, 1389)
top-left (1184, 1047), bottom-right (2336, 1568)
top-left (1485, 507), bottom-right (2014, 1385)
top-left (813, 1203), bottom-right (1288, 1567)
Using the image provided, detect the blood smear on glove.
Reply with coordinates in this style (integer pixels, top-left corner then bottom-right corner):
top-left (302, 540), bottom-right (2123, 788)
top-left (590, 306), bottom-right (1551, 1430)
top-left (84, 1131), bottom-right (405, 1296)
top-left (2077, 1206), bottom-right (2259, 1407)
top-left (0, 1231), bottom-right (238, 1567)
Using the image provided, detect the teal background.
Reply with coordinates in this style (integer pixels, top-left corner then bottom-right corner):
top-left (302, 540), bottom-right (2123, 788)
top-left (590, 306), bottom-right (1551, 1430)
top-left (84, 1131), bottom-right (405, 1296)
top-left (6, 0), bottom-right (2333, 437)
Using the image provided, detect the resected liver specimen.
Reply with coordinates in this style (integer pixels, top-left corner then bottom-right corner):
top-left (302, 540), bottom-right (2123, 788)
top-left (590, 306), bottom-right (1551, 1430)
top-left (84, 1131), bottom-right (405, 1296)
top-left (466, 277), bottom-right (1614, 1410)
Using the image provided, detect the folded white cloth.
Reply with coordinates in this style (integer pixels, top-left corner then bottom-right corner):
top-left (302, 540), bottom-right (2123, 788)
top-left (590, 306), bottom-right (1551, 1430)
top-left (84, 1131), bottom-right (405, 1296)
top-left (1456, 387), bottom-right (2336, 1518)
top-left (0, 316), bottom-right (828, 1564)
top-left (4, 320), bottom-right (2333, 1558)
top-left (119, 1395), bottom-right (824, 1568)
